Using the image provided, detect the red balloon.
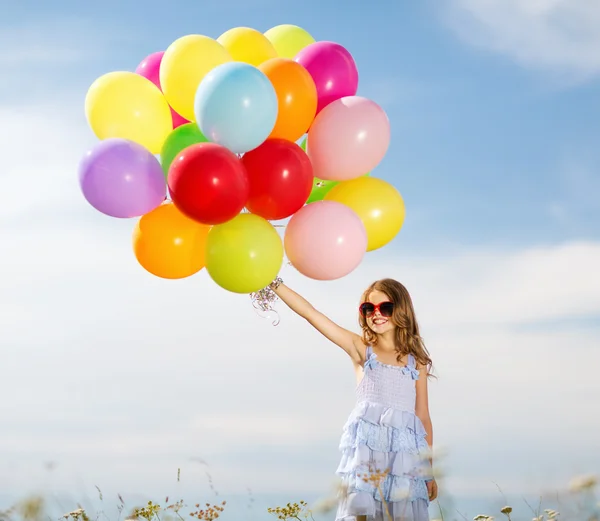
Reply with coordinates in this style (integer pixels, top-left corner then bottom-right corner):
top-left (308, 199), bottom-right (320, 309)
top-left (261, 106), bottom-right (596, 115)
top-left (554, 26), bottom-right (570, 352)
top-left (168, 142), bottom-right (249, 225)
top-left (241, 139), bottom-right (313, 220)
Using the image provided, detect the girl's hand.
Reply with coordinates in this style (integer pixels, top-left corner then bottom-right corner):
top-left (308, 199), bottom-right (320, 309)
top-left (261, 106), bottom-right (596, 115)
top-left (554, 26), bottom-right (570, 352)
top-left (427, 479), bottom-right (438, 501)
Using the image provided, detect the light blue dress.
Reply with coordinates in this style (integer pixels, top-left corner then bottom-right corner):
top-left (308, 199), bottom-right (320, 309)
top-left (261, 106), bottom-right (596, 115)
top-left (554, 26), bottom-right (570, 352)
top-left (336, 346), bottom-right (431, 521)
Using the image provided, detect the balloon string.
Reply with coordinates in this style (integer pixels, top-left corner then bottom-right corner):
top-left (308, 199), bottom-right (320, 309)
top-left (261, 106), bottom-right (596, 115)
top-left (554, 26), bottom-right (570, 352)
top-left (248, 261), bottom-right (293, 326)
top-left (250, 285), bottom-right (280, 326)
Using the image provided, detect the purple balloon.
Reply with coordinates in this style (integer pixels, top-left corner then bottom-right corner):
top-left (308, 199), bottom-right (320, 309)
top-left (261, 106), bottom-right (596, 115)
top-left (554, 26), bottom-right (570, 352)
top-left (79, 138), bottom-right (166, 218)
top-left (295, 41), bottom-right (359, 115)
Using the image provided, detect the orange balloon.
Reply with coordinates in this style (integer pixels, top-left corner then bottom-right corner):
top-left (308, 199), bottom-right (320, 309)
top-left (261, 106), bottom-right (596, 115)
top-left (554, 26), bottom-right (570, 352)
top-left (259, 58), bottom-right (317, 142)
top-left (132, 202), bottom-right (211, 279)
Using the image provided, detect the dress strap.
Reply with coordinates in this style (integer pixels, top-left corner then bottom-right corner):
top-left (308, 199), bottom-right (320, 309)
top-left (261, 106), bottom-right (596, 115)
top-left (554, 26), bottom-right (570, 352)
top-left (363, 345), bottom-right (377, 371)
top-left (408, 353), bottom-right (416, 368)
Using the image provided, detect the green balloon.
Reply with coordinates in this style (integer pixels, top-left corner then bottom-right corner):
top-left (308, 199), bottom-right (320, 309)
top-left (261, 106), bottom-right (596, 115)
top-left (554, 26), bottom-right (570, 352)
top-left (160, 123), bottom-right (208, 178)
top-left (299, 136), bottom-right (370, 204)
top-left (307, 178), bottom-right (339, 203)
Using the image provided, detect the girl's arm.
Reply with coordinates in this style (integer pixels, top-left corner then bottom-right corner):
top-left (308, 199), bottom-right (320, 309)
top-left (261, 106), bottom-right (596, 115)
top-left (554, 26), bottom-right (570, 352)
top-left (415, 366), bottom-right (434, 472)
top-left (273, 282), bottom-right (364, 363)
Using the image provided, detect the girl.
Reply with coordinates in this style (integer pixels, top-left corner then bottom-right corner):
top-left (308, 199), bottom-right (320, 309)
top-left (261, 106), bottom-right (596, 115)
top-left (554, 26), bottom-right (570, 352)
top-left (269, 276), bottom-right (436, 521)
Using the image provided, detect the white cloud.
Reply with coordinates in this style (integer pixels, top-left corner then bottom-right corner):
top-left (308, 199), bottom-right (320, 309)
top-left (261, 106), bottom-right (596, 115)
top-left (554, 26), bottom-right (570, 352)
top-left (0, 104), bottom-right (95, 225)
top-left (1, 103), bottom-right (599, 506)
top-left (442, 0), bottom-right (600, 81)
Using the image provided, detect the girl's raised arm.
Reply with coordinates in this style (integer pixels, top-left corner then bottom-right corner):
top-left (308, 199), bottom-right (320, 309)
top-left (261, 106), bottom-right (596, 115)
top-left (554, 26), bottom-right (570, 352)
top-left (273, 282), bottom-right (364, 363)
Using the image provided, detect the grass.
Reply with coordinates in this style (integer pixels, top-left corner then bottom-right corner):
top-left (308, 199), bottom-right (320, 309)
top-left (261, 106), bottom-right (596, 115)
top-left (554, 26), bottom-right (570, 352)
top-left (0, 469), bottom-right (598, 521)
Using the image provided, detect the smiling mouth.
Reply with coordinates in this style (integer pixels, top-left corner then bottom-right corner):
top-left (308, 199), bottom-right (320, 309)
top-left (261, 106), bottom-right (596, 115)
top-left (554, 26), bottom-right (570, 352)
top-left (373, 319), bottom-right (388, 325)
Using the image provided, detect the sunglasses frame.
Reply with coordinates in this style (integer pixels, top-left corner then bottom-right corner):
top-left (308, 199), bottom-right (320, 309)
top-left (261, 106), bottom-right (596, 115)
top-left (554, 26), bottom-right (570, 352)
top-left (359, 301), bottom-right (395, 318)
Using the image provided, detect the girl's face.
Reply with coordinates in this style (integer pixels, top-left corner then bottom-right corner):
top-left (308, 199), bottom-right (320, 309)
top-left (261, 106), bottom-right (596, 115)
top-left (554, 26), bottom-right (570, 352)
top-left (364, 290), bottom-right (395, 335)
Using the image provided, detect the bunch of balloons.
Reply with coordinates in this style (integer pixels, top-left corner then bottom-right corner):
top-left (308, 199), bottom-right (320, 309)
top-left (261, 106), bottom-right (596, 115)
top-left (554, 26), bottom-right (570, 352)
top-left (79, 24), bottom-right (405, 294)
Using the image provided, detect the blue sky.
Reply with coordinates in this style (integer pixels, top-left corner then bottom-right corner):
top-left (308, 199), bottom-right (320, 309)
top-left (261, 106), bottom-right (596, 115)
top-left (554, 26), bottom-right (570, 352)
top-left (1, 1), bottom-right (599, 520)
top-left (3, 0), bottom-right (600, 250)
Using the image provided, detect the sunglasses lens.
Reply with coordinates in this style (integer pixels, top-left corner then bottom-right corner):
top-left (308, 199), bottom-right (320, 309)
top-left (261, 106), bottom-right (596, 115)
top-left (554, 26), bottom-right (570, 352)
top-left (380, 302), bottom-right (394, 317)
top-left (360, 303), bottom-right (375, 316)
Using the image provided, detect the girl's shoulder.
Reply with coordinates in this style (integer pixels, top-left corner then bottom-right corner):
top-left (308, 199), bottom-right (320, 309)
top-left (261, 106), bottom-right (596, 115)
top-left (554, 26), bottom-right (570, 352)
top-left (352, 337), bottom-right (369, 365)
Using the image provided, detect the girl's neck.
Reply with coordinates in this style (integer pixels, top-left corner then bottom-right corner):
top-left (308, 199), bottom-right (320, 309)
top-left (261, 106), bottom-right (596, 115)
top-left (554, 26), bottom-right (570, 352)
top-left (375, 331), bottom-right (397, 352)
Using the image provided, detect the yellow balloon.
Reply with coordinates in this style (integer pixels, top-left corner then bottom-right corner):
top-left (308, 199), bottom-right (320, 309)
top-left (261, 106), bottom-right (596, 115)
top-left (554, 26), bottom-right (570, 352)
top-left (206, 213), bottom-right (283, 293)
top-left (217, 27), bottom-right (277, 66)
top-left (84, 71), bottom-right (172, 154)
top-left (325, 177), bottom-right (405, 252)
top-left (160, 35), bottom-right (232, 121)
top-left (264, 24), bottom-right (315, 59)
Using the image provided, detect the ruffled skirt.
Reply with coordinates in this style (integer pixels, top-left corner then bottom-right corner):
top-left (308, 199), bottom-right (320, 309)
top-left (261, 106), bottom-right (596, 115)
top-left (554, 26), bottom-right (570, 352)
top-left (335, 401), bottom-right (431, 521)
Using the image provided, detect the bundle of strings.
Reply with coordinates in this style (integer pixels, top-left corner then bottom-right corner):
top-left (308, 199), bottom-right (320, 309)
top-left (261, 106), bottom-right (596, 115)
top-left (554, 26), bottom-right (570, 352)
top-left (249, 276), bottom-right (283, 326)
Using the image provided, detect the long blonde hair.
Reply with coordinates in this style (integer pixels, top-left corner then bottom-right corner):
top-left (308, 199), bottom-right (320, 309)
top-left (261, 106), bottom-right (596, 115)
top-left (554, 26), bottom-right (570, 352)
top-left (359, 278), bottom-right (433, 375)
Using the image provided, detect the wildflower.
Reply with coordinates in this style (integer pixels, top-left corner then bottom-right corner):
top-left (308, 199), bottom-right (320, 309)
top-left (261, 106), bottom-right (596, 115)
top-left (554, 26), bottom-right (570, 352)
top-left (134, 501), bottom-right (161, 521)
top-left (474, 516), bottom-right (493, 521)
top-left (569, 474), bottom-right (597, 493)
top-left (544, 509), bottom-right (559, 519)
top-left (500, 506), bottom-right (512, 515)
top-left (0, 507), bottom-right (15, 521)
top-left (18, 497), bottom-right (45, 521)
top-left (267, 501), bottom-right (310, 520)
top-left (189, 500), bottom-right (226, 521)
top-left (166, 500), bottom-right (185, 513)
top-left (357, 467), bottom-right (390, 487)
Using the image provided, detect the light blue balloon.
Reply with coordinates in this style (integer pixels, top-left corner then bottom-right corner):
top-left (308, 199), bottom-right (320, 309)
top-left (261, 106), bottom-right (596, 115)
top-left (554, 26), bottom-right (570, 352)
top-left (194, 62), bottom-right (278, 154)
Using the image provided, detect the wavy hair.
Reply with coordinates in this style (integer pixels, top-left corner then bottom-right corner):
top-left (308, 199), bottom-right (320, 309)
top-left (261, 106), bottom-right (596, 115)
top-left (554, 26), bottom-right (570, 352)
top-left (359, 278), bottom-right (433, 376)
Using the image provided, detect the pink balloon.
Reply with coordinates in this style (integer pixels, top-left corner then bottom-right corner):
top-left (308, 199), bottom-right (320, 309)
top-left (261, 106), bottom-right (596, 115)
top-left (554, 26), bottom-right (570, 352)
top-left (307, 96), bottom-right (390, 181)
top-left (171, 110), bottom-right (188, 128)
top-left (295, 41), bottom-right (358, 114)
top-left (135, 51), bottom-right (163, 87)
top-left (284, 201), bottom-right (367, 280)
top-left (135, 51), bottom-right (190, 130)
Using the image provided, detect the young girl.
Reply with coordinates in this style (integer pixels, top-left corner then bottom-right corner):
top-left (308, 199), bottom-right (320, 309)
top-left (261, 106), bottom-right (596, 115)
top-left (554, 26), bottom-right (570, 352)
top-left (269, 277), bottom-right (436, 521)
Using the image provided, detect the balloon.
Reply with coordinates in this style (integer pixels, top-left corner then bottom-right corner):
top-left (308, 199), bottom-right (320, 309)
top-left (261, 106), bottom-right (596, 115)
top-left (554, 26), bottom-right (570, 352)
top-left (298, 136), bottom-right (338, 202)
top-left (170, 108), bottom-right (189, 129)
top-left (79, 138), bottom-right (166, 218)
top-left (299, 136), bottom-right (370, 203)
top-left (217, 27), bottom-right (277, 66)
top-left (241, 139), bottom-right (313, 220)
top-left (194, 62), bottom-right (278, 154)
top-left (325, 177), bottom-right (405, 251)
top-left (132, 202), bottom-right (210, 279)
top-left (85, 72), bottom-right (172, 154)
top-left (168, 143), bottom-right (249, 225)
top-left (285, 201), bottom-right (367, 280)
top-left (135, 51), bottom-right (190, 129)
top-left (160, 35), bottom-right (232, 121)
top-left (160, 122), bottom-right (208, 177)
top-left (206, 213), bottom-right (283, 293)
top-left (259, 58), bottom-right (317, 142)
top-left (294, 41), bottom-right (358, 114)
top-left (135, 51), bottom-right (163, 87)
top-left (307, 178), bottom-right (339, 204)
top-left (307, 96), bottom-right (390, 181)
top-left (264, 24), bottom-right (315, 59)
